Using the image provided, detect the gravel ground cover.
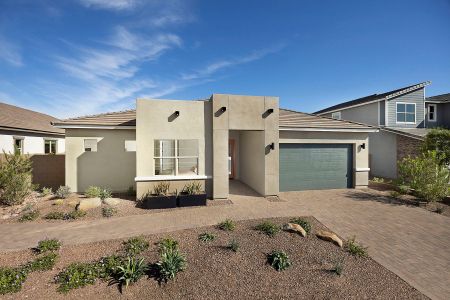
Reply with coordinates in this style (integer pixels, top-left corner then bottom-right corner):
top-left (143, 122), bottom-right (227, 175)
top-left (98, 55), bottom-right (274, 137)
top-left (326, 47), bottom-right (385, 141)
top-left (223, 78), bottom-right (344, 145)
top-left (0, 217), bottom-right (426, 300)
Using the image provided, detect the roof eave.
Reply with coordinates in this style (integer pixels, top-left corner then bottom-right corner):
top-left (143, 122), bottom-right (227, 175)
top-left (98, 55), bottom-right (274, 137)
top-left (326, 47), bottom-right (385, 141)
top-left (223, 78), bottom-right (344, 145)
top-left (0, 126), bottom-right (64, 136)
top-left (52, 124), bottom-right (136, 129)
top-left (279, 127), bottom-right (378, 133)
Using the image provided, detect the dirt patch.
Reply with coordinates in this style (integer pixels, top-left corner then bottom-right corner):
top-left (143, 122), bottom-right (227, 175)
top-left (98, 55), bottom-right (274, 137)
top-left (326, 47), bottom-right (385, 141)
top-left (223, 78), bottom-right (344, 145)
top-left (0, 217), bottom-right (426, 300)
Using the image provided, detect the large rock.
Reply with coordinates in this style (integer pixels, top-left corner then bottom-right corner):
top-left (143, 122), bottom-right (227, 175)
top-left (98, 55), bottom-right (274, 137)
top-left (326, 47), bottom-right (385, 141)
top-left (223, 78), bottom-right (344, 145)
top-left (77, 198), bottom-right (101, 211)
top-left (103, 198), bottom-right (121, 206)
top-left (283, 223), bottom-right (307, 237)
top-left (316, 230), bottom-right (343, 248)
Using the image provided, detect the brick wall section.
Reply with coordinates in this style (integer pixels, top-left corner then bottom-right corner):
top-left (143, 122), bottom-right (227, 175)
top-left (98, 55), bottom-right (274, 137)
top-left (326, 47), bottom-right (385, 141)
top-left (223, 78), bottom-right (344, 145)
top-left (396, 135), bottom-right (423, 162)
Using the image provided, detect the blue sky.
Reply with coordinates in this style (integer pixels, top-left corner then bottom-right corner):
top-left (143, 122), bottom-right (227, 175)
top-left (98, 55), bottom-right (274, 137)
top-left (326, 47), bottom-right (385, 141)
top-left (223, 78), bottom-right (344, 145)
top-left (0, 0), bottom-right (449, 118)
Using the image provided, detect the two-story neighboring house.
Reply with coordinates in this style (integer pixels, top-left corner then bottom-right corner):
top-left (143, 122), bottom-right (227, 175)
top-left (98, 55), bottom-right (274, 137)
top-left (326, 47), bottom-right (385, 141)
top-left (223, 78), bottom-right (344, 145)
top-left (315, 82), bottom-right (437, 179)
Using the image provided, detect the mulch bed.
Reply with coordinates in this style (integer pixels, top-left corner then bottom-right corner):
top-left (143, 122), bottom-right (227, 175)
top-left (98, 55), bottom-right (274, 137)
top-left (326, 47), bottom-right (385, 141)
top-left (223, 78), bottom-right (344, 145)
top-left (0, 217), bottom-right (426, 299)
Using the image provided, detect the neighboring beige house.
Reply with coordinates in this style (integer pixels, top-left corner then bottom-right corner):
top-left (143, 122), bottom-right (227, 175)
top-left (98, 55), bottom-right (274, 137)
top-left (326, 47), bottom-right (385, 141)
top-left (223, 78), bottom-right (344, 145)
top-left (53, 94), bottom-right (377, 199)
top-left (0, 102), bottom-right (65, 155)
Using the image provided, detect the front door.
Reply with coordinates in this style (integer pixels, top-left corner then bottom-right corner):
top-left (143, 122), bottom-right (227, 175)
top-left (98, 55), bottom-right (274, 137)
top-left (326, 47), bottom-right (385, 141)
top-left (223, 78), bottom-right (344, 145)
top-left (228, 139), bottom-right (235, 179)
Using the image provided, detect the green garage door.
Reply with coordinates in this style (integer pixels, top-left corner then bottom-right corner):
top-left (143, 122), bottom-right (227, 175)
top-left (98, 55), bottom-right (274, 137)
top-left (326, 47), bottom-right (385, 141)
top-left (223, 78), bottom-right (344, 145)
top-left (279, 143), bottom-right (353, 191)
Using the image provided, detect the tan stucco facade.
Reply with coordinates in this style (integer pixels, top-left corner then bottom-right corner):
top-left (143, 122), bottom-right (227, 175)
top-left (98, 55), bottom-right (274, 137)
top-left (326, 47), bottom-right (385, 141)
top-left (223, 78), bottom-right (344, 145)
top-left (65, 129), bottom-right (136, 193)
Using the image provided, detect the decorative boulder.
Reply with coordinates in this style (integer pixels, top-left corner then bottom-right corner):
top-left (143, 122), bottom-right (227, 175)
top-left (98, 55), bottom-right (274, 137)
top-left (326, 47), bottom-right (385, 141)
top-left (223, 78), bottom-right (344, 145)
top-left (316, 230), bottom-right (343, 248)
top-left (103, 198), bottom-right (121, 206)
top-left (77, 198), bottom-right (101, 211)
top-left (283, 223), bottom-right (307, 237)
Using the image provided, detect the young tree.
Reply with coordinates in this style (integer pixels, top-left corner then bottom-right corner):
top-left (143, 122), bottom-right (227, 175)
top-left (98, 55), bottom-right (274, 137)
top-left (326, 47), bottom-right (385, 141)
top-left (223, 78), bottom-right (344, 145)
top-left (0, 151), bottom-right (33, 206)
top-left (423, 128), bottom-right (450, 165)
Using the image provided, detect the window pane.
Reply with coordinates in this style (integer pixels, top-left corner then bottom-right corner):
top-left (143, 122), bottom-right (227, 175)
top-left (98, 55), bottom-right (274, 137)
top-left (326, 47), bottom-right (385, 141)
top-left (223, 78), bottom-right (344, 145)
top-left (178, 158), bottom-right (198, 175)
top-left (406, 113), bottom-right (415, 123)
top-left (429, 106), bottom-right (435, 113)
top-left (397, 113), bottom-right (406, 122)
top-left (154, 140), bottom-right (175, 157)
top-left (406, 104), bottom-right (415, 113)
top-left (178, 140), bottom-right (198, 156)
top-left (45, 142), bottom-right (50, 154)
top-left (154, 158), bottom-right (175, 175)
top-left (397, 104), bottom-right (405, 112)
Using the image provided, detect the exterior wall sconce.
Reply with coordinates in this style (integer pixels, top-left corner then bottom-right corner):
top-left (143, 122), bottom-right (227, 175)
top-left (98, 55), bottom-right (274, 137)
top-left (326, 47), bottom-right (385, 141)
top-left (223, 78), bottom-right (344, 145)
top-left (174, 111), bottom-right (180, 116)
top-left (270, 142), bottom-right (275, 150)
top-left (220, 107), bottom-right (227, 112)
top-left (267, 108), bottom-right (274, 114)
top-left (360, 143), bottom-right (366, 149)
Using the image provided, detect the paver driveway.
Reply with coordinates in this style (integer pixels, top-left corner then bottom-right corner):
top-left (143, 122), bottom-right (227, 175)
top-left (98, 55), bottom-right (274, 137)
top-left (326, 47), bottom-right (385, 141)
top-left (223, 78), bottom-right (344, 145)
top-left (1, 183), bottom-right (449, 299)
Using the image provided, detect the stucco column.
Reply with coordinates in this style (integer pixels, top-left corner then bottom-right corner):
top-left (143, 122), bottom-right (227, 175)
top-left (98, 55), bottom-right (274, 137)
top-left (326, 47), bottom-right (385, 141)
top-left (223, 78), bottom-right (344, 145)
top-left (212, 95), bottom-right (229, 199)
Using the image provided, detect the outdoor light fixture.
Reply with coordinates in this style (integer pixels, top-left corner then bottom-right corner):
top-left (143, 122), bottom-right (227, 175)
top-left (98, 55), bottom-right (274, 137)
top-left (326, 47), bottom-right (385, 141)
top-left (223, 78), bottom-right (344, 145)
top-left (220, 106), bottom-right (227, 112)
top-left (270, 142), bottom-right (275, 150)
top-left (360, 143), bottom-right (366, 149)
top-left (267, 108), bottom-right (274, 114)
top-left (174, 111), bottom-right (180, 116)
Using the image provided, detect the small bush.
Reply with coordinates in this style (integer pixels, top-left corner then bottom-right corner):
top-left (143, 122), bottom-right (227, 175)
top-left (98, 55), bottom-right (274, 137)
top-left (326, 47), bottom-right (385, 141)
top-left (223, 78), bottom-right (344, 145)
top-left (41, 187), bottom-right (53, 197)
top-left (434, 207), bottom-right (444, 214)
top-left (158, 238), bottom-right (179, 254)
top-left (19, 209), bottom-right (39, 222)
top-left (55, 186), bottom-right (71, 199)
top-left (346, 236), bottom-right (368, 258)
top-left (84, 186), bottom-right (102, 198)
top-left (156, 250), bottom-right (186, 282)
top-left (36, 238), bottom-right (61, 253)
top-left (227, 239), bottom-right (240, 252)
top-left (54, 199), bottom-right (64, 205)
top-left (123, 237), bottom-right (149, 256)
top-left (198, 232), bottom-right (215, 242)
top-left (25, 253), bottom-right (57, 272)
top-left (255, 221), bottom-right (280, 237)
top-left (290, 217), bottom-right (312, 234)
top-left (182, 181), bottom-right (202, 195)
top-left (153, 181), bottom-right (170, 196)
top-left (389, 190), bottom-right (401, 199)
top-left (44, 211), bottom-right (65, 220)
top-left (116, 257), bottom-right (148, 288)
top-left (267, 250), bottom-right (291, 271)
top-left (397, 185), bottom-right (410, 195)
top-left (99, 188), bottom-right (112, 201)
top-left (372, 177), bottom-right (384, 183)
top-left (0, 151), bottom-right (33, 206)
top-left (66, 209), bottom-right (86, 220)
top-left (217, 219), bottom-right (236, 231)
top-left (331, 260), bottom-right (343, 276)
top-left (97, 255), bottom-right (124, 279)
top-left (422, 128), bottom-right (450, 165)
top-left (102, 206), bottom-right (117, 218)
top-left (55, 262), bottom-right (99, 293)
top-left (0, 267), bottom-right (28, 295)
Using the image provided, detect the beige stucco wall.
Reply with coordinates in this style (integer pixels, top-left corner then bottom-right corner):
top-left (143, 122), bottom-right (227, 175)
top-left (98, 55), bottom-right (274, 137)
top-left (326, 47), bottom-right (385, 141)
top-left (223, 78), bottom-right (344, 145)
top-left (239, 131), bottom-right (265, 195)
top-left (279, 131), bottom-right (370, 188)
top-left (368, 130), bottom-right (397, 179)
top-left (65, 129), bottom-right (136, 193)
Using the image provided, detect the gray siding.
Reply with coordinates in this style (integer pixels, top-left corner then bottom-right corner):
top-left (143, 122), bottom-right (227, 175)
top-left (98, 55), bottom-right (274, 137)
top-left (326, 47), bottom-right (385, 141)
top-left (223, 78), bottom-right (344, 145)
top-left (340, 101), bottom-right (379, 126)
top-left (379, 100), bottom-right (386, 125)
top-left (369, 131), bottom-right (397, 179)
top-left (425, 103), bottom-right (450, 128)
top-left (386, 88), bottom-right (425, 128)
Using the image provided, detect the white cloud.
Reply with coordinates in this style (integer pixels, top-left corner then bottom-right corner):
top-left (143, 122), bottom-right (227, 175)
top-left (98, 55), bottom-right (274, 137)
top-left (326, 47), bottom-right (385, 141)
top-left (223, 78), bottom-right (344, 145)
top-left (0, 36), bottom-right (23, 67)
top-left (78, 0), bottom-right (138, 10)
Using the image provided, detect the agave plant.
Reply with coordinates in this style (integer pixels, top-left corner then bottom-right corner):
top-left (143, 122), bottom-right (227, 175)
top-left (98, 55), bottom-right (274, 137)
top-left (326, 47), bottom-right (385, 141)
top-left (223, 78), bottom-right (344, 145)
top-left (116, 257), bottom-right (148, 288)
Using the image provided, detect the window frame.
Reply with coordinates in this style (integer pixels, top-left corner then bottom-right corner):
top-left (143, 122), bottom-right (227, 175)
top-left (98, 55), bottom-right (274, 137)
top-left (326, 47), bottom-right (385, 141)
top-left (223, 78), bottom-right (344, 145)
top-left (154, 139), bottom-right (199, 176)
top-left (396, 102), bottom-right (416, 124)
top-left (44, 139), bottom-right (57, 154)
top-left (428, 104), bottom-right (437, 122)
top-left (13, 137), bottom-right (24, 154)
top-left (331, 111), bottom-right (341, 120)
top-left (83, 139), bottom-right (98, 152)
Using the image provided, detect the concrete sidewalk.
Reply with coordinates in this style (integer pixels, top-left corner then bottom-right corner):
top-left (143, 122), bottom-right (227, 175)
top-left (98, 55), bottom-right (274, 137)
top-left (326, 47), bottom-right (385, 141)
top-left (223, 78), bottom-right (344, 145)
top-left (1, 183), bottom-right (449, 299)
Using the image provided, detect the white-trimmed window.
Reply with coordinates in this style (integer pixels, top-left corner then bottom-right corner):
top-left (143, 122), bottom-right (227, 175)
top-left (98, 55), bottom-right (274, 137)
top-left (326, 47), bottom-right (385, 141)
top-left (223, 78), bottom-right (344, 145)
top-left (125, 140), bottom-right (136, 152)
top-left (154, 139), bottom-right (198, 176)
top-left (44, 139), bottom-right (57, 154)
top-left (428, 104), bottom-right (437, 122)
top-left (331, 112), bottom-right (341, 120)
top-left (396, 103), bottom-right (416, 123)
top-left (84, 139), bottom-right (98, 152)
top-left (13, 137), bottom-right (24, 154)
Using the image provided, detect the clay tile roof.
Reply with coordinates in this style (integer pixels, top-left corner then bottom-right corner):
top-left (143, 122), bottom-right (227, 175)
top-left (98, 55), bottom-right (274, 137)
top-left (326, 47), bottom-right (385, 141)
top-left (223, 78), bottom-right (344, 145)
top-left (0, 102), bottom-right (64, 135)
top-left (279, 108), bottom-right (375, 130)
top-left (52, 109), bottom-right (137, 127)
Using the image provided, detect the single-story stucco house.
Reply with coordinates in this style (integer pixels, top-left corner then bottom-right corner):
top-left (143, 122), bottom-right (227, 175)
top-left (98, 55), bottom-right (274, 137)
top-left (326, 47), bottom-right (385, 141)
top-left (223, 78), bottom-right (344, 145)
top-left (53, 94), bottom-right (377, 199)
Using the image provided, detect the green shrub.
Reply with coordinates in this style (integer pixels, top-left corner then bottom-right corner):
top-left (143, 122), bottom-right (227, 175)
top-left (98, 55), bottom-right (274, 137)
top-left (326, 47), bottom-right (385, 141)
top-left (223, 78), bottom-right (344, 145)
top-left (217, 219), bottom-right (236, 231)
top-left (96, 255), bottom-right (124, 279)
top-left (19, 209), bottom-right (39, 222)
top-left (434, 207), bottom-right (444, 214)
top-left (36, 238), bottom-right (61, 253)
top-left (289, 217), bottom-right (312, 234)
top-left (227, 239), bottom-right (240, 252)
top-left (66, 209), bottom-right (86, 220)
top-left (24, 253), bottom-right (57, 272)
top-left (0, 267), bottom-right (28, 294)
top-left (102, 206), bottom-right (117, 218)
top-left (372, 177), bottom-right (384, 183)
top-left (99, 188), bottom-right (112, 201)
top-left (54, 199), bottom-right (64, 205)
top-left (156, 249), bottom-right (186, 282)
top-left (346, 236), bottom-right (368, 258)
top-left (123, 236), bottom-right (149, 256)
top-left (331, 260), bottom-right (343, 276)
top-left (389, 190), bottom-right (401, 199)
top-left (84, 186), bottom-right (102, 198)
top-left (398, 151), bottom-right (449, 202)
top-left (55, 262), bottom-right (100, 293)
top-left (423, 128), bottom-right (450, 165)
top-left (153, 181), bottom-right (170, 196)
top-left (397, 185), bottom-right (410, 195)
top-left (267, 250), bottom-right (291, 271)
top-left (158, 238), bottom-right (179, 254)
top-left (198, 232), bottom-right (215, 242)
top-left (0, 151), bottom-right (33, 206)
top-left (44, 211), bottom-right (65, 220)
top-left (255, 221), bottom-right (280, 237)
top-left (55, 186), bottom-right (71, 199)
top-left (116, 257), bottom-right (148, 288)
top-left (41, 187), bottom-right (53, 197)
top-left (182, 181), bottom-right (202, 195)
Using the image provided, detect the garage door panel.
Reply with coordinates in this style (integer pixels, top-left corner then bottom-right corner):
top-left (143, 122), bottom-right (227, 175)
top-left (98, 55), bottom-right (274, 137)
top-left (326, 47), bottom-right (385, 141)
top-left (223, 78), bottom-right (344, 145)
top-left (279, 144), bottom-right (353, 191)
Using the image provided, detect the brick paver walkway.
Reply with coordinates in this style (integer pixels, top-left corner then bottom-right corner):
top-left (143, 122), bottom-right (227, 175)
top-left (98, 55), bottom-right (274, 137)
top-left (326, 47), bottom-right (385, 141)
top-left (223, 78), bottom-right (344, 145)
top-left (1, 182), bottom-right (449, 299)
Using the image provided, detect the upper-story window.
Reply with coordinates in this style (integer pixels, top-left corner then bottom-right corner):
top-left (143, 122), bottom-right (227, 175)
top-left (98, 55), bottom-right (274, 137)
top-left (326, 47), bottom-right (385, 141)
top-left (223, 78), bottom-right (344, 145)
top-left (331, 112), bottom-right (341, 120)
top-left (154, 139), bottom-right (198, 176)
top-left (44, 139), bottom-right (57, 154)
top-left (396, 103), bottom-right (416, 124)
top-left (428, 104), bottom-right (437, 122)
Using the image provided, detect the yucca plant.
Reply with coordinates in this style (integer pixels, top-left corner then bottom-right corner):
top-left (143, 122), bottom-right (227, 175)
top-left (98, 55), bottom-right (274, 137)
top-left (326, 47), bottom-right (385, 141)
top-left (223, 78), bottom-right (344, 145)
top-left (153, 181), bottom-right (170, 196)
top-left (217, 219), bottom-right (236, 231)
top-left (182, 181), bottom-right (202, 195)
top-left (116, 257), bottom-right (148, 288)
top-left (158, 238), bottom-right (179, 254)
top-left (156, 250), bottom-right (186, 282)
top-left (198, 232), bottom-right (215, 242)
